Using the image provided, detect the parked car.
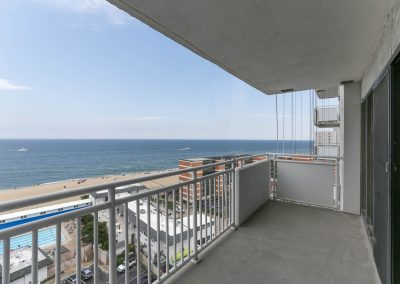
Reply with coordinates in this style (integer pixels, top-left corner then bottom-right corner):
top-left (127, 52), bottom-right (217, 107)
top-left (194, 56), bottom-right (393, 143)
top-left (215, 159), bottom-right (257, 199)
top-left (64, 274), bottom-right (86, 284)
top-left (81, 268), bottom-right (93, 280)
top-left (117, 254), bottom-right (136, 272)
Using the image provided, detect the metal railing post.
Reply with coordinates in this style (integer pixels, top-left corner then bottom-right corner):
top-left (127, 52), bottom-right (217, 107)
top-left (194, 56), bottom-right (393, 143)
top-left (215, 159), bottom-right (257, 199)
top-left (124, 203), bottom-right (129, 284)
top-left (231, 160), bottom-right (237, 231)
top-left (76, 217), bottom-right (81, 281)
top-left (32, 228), bottom-right (38, 284)
top-left (108, 187), bottom-right (117, 284)
top-left (165, 191), bottom-right (170, 274)
top-left (93, 211), bottom-right (99, 284)
top-left (192, 170), bottom-right (200, 263)
top-left (2, 237), bottom-right (10, 284)
top-left (136, 199), bottom-right (141, 284)
top-left (336, 158), bottom-right (341, 210)
top-left (274, 154), bottom-right (277, 199)
top-left (173, 188), bottom-right (177, 269)
top-left (146, 196), bottom-right (151, 284)
top-left (55, 223), bottom-right (62, 284)
top-left (156, 194), bottom-right (160, 281)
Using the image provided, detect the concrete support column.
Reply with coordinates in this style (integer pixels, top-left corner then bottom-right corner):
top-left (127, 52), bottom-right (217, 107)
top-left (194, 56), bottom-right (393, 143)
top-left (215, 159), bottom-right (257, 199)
top-left (339, 81), bottom-right (361, 214)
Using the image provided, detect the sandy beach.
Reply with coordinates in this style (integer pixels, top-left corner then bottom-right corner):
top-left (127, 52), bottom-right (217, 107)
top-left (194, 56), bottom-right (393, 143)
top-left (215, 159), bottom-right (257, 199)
top-left (0, 169), bottom-right (179, 214)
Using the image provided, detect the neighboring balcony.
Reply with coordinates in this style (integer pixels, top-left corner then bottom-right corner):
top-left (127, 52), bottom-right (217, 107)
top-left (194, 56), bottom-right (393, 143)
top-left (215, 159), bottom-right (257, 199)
top-left (0, 154), bottom-right (380, 284)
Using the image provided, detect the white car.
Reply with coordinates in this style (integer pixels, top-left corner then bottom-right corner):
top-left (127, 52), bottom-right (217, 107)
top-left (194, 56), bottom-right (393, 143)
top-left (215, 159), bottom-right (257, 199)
top-left (117, 255), bottom-right (136, 273)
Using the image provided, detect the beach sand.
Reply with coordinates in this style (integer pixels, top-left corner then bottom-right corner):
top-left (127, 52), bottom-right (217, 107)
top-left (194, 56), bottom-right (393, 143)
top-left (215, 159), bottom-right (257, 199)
top-left (0, 169), bottom-right (179, 214)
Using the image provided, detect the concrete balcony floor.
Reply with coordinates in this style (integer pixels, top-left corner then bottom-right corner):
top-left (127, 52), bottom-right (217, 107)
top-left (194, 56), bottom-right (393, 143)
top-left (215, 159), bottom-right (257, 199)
top-left (168, 201), bottom-right (380, 284)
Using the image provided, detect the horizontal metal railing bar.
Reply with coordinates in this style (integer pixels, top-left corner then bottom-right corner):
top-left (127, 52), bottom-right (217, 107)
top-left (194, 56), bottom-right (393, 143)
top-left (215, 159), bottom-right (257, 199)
top-left (234, 153), bottom-right (267, 160)
top-left (114, 168), bottom-right (234, 206)
top-left (0, 153), bottom-right (266, 213)
top-left (267, 152), bottom-right (342, 160)
top-left (275, 159), bottom-right (337, 166)
top-left (0, 159), bottom-right (236, 213)
top-left (0, 202), bottom-right (111, 239)
top-left (0, 167), bottom-right (235, 239)
top-left (236, 159), bottom-right (269, 171)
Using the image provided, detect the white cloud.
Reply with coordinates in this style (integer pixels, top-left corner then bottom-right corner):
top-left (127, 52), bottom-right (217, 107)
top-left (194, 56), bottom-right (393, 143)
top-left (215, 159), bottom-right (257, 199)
top-left (32, 0), bottom-right (137, 26)
top-left (0, 79), bottom-right (31, 91)
top-left (100, 116), bottom-right (182, 122)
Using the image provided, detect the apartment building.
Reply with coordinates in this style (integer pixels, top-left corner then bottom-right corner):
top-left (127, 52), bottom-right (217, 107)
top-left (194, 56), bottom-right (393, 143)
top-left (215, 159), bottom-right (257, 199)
top-left (179, 155), bottom-right (266, 202)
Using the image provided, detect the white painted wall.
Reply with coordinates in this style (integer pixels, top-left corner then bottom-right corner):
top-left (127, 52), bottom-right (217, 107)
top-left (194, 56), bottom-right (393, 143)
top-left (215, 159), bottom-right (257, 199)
top-left (362, 0), bottom-right (400, 98)
top-left (339, 82), bottom-right (361, 214)
top-left (235, 160), bottom-right (270, 226)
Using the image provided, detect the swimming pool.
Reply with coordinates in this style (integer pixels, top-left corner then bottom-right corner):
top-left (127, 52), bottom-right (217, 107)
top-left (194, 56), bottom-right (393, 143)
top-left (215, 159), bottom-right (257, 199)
top-left (0, 226), bottom-right (65, 254)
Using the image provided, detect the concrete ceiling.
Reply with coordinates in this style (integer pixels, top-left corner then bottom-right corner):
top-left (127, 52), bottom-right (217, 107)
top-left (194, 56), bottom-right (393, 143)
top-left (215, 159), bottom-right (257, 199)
top-left (109, 0), bottom-right (393, 95)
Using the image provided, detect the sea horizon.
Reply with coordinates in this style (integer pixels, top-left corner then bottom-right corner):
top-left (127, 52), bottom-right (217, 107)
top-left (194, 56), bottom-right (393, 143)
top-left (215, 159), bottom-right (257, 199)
top-left (0, 139), bottom-right (313, 190)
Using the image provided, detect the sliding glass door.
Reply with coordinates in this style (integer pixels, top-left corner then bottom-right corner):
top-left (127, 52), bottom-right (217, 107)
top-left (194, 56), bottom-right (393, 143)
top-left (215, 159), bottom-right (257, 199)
top-left (361, 69), bottom-right (391, 284)
top-left (392, 55), bottom-right (400, 284)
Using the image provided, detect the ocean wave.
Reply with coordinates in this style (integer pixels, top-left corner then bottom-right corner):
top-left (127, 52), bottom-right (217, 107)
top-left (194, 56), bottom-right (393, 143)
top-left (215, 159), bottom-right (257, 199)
top-left (16, 148), bottom-right (28, 152)
top-left (162, 147), bottom-right (191, 151)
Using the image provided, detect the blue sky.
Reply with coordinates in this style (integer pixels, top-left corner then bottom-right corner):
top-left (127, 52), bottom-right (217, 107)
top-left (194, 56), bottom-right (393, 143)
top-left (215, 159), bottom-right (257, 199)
top-left (0, 0), bottom-right (314, 140)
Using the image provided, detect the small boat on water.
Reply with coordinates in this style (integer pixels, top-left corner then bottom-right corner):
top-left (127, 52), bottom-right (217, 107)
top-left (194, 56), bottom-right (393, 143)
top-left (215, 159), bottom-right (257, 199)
top-left (16, 148), bottom-right (28, 152)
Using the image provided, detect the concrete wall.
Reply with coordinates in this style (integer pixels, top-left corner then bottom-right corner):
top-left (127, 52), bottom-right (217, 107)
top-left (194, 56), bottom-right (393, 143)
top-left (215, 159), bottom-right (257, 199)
top-left (362, 0), bottom-right (400, 98)
top-left (276, 160), bottom-right (337, 208)
top-left (340, 82), bottom-right (361, 214)
top-left (235, 160), bottom-right (270, 226)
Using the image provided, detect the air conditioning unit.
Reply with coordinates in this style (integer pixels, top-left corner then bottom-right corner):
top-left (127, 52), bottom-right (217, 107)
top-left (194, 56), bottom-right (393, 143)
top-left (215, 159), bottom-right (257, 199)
top-left (314, 106), bottom-right (340, 128)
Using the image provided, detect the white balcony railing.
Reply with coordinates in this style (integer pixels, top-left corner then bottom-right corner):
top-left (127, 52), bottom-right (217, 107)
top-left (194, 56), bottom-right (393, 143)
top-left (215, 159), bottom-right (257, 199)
top-left (0, 153), bottom-right (341, 284)
top-left (0, 154), bottom-right (269, 284)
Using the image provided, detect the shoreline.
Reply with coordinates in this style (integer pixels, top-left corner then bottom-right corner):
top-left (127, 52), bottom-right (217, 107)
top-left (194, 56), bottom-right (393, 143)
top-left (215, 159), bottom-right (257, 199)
top-left (0, 168), bottom-right (179, 192)
top-left (0, 168), bottom-right (180, 214)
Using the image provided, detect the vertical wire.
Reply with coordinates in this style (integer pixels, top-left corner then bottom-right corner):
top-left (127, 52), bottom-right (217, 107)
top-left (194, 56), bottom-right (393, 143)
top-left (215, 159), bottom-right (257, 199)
top-left (291, 92), bottom-right (294, 153)
top-left (275, 93), bottom-right (279, 153)
top-left (283, 93), bottom-right (285, 153)
top-left (301, 91), bottom-right (303, 152)
top-left (294, 92), bottom-right (297, 153)
top-left (309, 90), bottom-right (312, 153)
top-left (315, 90), bottom-right (317, 155)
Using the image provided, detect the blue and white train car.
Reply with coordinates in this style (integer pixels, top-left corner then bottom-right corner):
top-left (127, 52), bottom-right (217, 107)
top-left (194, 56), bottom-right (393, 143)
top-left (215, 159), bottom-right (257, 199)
top-left (0, 199), bottom-right (92, 230)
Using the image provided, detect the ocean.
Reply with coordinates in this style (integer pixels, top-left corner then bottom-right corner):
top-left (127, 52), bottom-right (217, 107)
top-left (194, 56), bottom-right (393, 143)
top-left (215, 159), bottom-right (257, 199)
top-left (0, 139), bottom-right (312, 190)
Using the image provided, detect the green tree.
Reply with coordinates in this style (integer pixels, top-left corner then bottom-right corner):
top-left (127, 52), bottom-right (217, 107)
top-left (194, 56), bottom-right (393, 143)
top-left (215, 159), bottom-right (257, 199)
top-left (81, 214), bottom-right (93, 225)
top-left (81, 219), bottom-right (109, 251)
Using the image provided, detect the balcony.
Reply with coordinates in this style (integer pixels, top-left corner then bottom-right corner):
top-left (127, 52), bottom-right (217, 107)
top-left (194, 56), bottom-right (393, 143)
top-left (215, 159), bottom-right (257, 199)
top-left (168, 201), bottom-right (379, 284)
top-left (0, 154), bottom-right (379, 284)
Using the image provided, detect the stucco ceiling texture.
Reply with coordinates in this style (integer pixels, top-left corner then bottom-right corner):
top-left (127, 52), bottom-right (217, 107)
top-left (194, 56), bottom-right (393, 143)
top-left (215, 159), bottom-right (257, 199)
top-left (110, 0), bottom-right (393, 94)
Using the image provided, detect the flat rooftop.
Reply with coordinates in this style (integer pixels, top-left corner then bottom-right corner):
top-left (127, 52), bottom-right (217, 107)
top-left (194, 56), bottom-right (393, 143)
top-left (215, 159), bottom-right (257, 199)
top-left (128, 199), bottom-right (212, 236)
top-left (167, 201), bottom-right (380, 284)
top-left (0, 246), bottom-right (52, 283)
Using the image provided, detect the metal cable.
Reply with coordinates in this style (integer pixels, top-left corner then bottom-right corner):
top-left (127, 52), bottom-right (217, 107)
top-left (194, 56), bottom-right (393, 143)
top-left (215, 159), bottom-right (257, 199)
top-left (275, 93), bottom-right (279, 153)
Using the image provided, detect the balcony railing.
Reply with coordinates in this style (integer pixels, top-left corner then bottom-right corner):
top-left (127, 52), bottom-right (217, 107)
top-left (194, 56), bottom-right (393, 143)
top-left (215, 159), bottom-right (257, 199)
top-left (0, 153), bottom-right (341, 284)
top-left (0, 154), bottom-right (270, 284)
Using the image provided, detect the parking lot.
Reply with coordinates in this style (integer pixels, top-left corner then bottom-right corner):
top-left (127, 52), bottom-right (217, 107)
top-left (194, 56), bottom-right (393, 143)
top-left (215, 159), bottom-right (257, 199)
top-left (62, 264), bottom-right (108, 284)
top-left (116, 266), bottom-right (147, 284)
top-left (63, 264), bottom-right (149, 284)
